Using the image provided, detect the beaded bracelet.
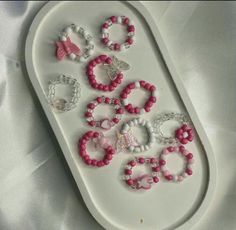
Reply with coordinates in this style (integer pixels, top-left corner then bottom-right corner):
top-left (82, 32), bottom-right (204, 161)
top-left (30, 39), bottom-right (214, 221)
top-left (152, 112), bottom-right (194, 145)
top-left (56, 24), bottom-right (94, 62)
top-left (86, 55), bottom-right (125, 92)
top-left (121, 118), bottom-right (155, 153)
top-left (101, 16), bottom-right (135, 51)
top-left (120, 80), bottom-right (158, 114)
top-left (78, 131), bottom-right (116, 167)
top-left (48, 74), bottom-right (81, 112)
top-left (124, 157), bottom-right (160, 190)
top-left (159, 145), bottom-right (194, 182)
top-left (85, 96), bottom-right (124, 130)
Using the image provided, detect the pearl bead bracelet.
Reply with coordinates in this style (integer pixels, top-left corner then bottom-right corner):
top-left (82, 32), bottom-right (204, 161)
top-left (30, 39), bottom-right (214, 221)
top-left (120, 80), bottom-right (158, 114)
top-left (159, 145), bottom-right (194, 182)
top-left (78, 131), bottom-right (116, 167)
top-left (121, 118), bottom-right (155, 153)
top-left (101, 16), bottom-right (135, 51)
top-left (86, 55), bottom-right (124, 92)
top-left (153, 112), bottom-right (194, 145)
top-left (48, 74), bottom-right (81, 112)
top-left (85, 96), bottom-right (124, 130)
top-left (124, 157), bottom-right (160, 190)
top-left (56, 24), bottom-right (94, 62)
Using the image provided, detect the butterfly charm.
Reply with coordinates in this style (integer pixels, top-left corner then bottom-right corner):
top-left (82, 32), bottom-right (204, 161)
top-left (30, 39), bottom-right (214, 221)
top-left (103, 56), bottom-right (130, 80)
top-left (115, 130), bottom-right (139, 153)
top-left (133, 174), bottom-right (153, 190)
top-left (55, 37), bottom-right (80, 60)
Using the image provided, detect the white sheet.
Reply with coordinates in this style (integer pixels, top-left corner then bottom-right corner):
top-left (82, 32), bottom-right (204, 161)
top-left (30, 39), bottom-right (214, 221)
top-left (0, 1), bottom-right (235, 229)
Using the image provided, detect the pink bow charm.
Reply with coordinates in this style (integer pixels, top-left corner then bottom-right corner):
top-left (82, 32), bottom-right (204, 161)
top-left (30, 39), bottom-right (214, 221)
top-left (55, 37), bottom-right (80, 60)
top-left (133, 174), bottom-right (153, 190)
top-left (92, 133), bottom-right (111, 150)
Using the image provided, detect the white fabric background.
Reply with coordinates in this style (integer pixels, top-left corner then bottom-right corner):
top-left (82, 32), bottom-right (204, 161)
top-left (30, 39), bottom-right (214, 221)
top-left (0, 1), bottom-right (235, 229)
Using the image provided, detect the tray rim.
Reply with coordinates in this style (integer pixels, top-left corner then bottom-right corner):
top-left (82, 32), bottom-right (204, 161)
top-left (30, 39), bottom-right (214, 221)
top-left (24, 1), bottom-right (217, 230)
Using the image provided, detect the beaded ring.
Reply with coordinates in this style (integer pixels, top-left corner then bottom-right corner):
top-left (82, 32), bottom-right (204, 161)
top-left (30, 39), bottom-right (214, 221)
top-left (101, 16), bottom-right (135, 51)
top-left (48, 74), bottom-right (81, 112)
top-left (85, 96), bottom-right (124, 130)
top-left (121, 118), bottom-right (155, 153)
top-left (78, 131), bottom-right (116, 167)
top-left (86, 55), bottom-right (124, 92)
top-left (124, 157), bottom-right (160, 190)
top-left (55, 24), bottom-right (94, 62)
top-left (153, 112), bottom-right (194, 145)
top-left (159, 145), bottom-right (194, 182)
top-left (120, 80), bottom-right (158, 114)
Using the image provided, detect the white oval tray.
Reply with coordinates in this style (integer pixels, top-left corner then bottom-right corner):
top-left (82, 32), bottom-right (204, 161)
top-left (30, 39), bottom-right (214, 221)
top-left (25, 1), bottom-right (217, 230)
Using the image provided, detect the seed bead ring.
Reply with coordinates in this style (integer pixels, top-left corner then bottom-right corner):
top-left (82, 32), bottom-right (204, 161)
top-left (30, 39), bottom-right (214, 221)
top-left (124, 157), bottom-right (160, 190)
top-left (48, 74), bottom-right (81, 112)
top-left (153, 112), bottom-right (194, 145)
top-left (78, 131), bottom-right (116, 167)
top-left (86, 55), bottom-right (124, 92)
top-left (56, 24), bottom-right (94, 62)
top-left (121, 118), bottom-right (155, 153)
top-left (159, 145), bottom-right (194, 182)
top-left (120, 81), bottom-right (158, 114)
top-left (101, 16), bottom-right (135, 51)
top-left (85, 96), bottom-right (124, 130)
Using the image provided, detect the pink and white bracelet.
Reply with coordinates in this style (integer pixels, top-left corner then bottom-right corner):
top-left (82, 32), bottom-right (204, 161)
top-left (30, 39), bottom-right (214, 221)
top-left (78, 131), bottom-right (116, 167)
top-left (159, 145), bottom-right (194, 182)
top-left (120, 80), bottom-right (158, 114)
top-left (124, 157), bottom-right (160, 190)
top-left (86, 55), bottom-right (124, 92)
top-left (101, 16), bottom-right (135, 51)
top-left (85, 96), bottom-right (124, 130)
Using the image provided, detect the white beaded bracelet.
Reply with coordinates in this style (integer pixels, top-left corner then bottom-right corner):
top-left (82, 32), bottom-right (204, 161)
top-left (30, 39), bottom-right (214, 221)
top-left (48, 74), bottom-right (81, 112)
top-left (121, 118), bottom-right (155, 153)
top-left (56, 24), bottom-right (95, 63)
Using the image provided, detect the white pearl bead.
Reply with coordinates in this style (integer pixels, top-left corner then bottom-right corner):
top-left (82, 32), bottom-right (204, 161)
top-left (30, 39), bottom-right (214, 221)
top-left (149, 128), bottom-right (154, 132)
top-left (69, 53), bottom-right (76, 60)
top-left (134, 147), bottom-right (141, 153)
top-left (140, 145), bottom-right (145, 152)
top-left (182, 172), bottom-right (188, 178)
top-left (64, 26), bottom-right (72, 34)
top-left (120, 44), bottom-right (126, 51)
top-left (117, 16), bottom-right (122, 24)
top-left (173, 175), bottom-right (178, 182)
top-left (134, 119), bottom-right (138, 125)
top-left (141, 120), bottom-right (146, 126)
top-left (135, 81), bottom-right (140, 88)
top-left (129, 20), bottom-right (134, 26)
top-left (137, 118), bottom-right (142, 124)
top-left (146, 122), bottom-right (151, 128)
top-left (79, 56), bottom-right (86, 63)
top-left (75, 26), bottom-right (80, 33)
top-left (129, 146), bottom-right (135, 152)
top-left (60, 35), bottom-right (67, 41)
top-left (140, 109), bottom-right (146, 114)
top-left (161, 165), bottom-right (167, 171)
top-left (102, 28), bottom-right (108, 34)
top-left (152, 90), bottom-right (158, 97)
top-left (123, 124), bottom-right (129, 130)
top-left (144, 145), bottom-right (149, 150)
top-left (123, 99), bottom-right (128, 105)
top-left (87, 49), bottom-right (93, 56)
top-left (107, 41), bottom-right (113, 47)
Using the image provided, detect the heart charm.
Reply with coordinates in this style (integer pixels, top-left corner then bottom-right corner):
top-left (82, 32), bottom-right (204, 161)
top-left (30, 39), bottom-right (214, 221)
top-left (100, 119), bottom-right (112, 130)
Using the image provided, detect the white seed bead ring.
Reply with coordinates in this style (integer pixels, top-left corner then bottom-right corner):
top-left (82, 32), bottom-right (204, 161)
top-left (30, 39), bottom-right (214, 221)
top-left (152, 112), bottom-right (189, 145)
top-left (48, 74), bottom-right (81, 112)
top-left (57, 24), bottom-right (95, 63)
top-left (121, 118), bottom-right (155, 153)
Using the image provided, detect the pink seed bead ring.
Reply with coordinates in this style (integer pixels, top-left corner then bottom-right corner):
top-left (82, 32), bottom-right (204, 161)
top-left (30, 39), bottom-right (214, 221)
top-left (85, 96), bottom-right (124, 130)
top-left (101, 16), bottom-right (135, 51)
top-left (159, 145), bottom-right (194, 182)
top-left (86, 54), bottom-right (124, 92)
top-left (120, 80), bottom-right (158, 114)
top-left (124, 157), bottom-right (160, 190)
top-left (153, 112), bottom-right (194, 145)
top-left (78, 131), bottom-right (116, 167)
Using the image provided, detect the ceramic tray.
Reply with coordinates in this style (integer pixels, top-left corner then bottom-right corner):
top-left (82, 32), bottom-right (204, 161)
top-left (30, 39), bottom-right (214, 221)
top-left (25, 1), bottom-right (216, 230)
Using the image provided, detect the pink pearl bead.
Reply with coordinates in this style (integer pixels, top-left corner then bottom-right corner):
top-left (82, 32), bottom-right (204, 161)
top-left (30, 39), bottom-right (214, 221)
top-left (98, 84), bottom-right (104, 91)
top-left (102, 23), bottom-right (109, 28)
top-left (182, 150), bottom-right (189, 156)
top-left (144, 83), bottom-right (151, 90)
top-left (150, 96), bottom-right (156, 103)
top-left (108, 148), bottom-right (115, 155)
top-left (125, 104), bottom-right (132, 110)
top-left (110, 16), bottom-right (117, 23)
top-left (123, 17), bottom-right (129, 25)
top-left (112, 117), bottom-right (119, 124)
top-left (105, 57), bottom-right (112, 64)
top-left (163, 149), bottom-right (169, 155)
top-left (150, 85), bottom-right (156, 91)
top-left (114, 43), bottom-right (121, 51)
top-left (186, 153), bottom-right (193, 160)
top-left (117, 73), bottom-right (123, 80)
top-left (186, 168), bottom-right (193, 175)
top-left (178, 176), bottom-right (184, 182)
top-left (116, 108), bottom-right (124, 114)
top-left (91, 159), bottom-right (97, 166)
top-left (106, 154), bottom-right (113, 160)
top-left (139, 80), bottom-right (146, 87)
top-left (111, 82), bottom-right (117, 87)
top-left (115, 78), bottom-right (122, 84)
top-left (166, 175), bottom-right (173, 181)
top-left (129, 108), bottom-right (135, 114)
top-left (89, 121), bottom-right (96, 126)
top-left (79, 138), bottom-right (87, 145)
top-left (84, 155), bottom-right (90, 161)
top-left (103, 85), bottom-right (109, 92)
top-left (97, 161), bottom-right (104, 167)
top-left (129, 161), bottom-right (136, 167)
top-left (128, 25), bottom-right (135, 32)
top-left (99, 55), bottom-right (107, 61)
top-left (159, 159), bottom-right (166, 165)
top-left (187, 135), bottom-right (194, 141)
top-left (96, 97), bottom-right (103, 103)
top-left (120, 92), bottom-right (127, 99)
top-left (179, 145), bottom-right (185, 152)
top-left (79, 151), bottom-right (86, 157)
top-left (126, 179), bottom-right (134, 186)
top-left (85, 159), bottom-right (92, 165)
top-left (176, 128), bottom-right (184, 135)
top-left (114, 99), bottom-right (120, 105)
top-left (85, 112), bottom-right (92, 118)
top-left (109, 86), bottom-right (115, 91)
top-left (138, 157), bottom-right (145, 164)
top-left (181, 138), bottom-right (188, 145)
top-left (150, 158), bottom-right (157, 163)
top-left (124, 88), bottom-right (131, 94)
top-left (128, 83), bottom-right (135, 89)
top-left (105, 97), bottom-right (111, 104)
top-left (125, 169), bottom-right (132, 175)
top-left (153, 176), bottom-right (159, 183)
top-left (182, 124), bottom-right (188, 131)
top-left (152, 167), bottom-right (160, 172)
top-left (167, 146), bottom-right (174, 152)
top-left (126, 37), bottom-right (133, 45)
top-left (145, 106), bottom-right (151, 112)
top-left (146, 101), bottom-right (153, 108)
top-left (95, 57), bottom-right (101, 64)
top-left (92, 83), bottom-right (98, 89)
top-left (103, 159), bottom-right (110, 165)
top-left (87, 64), bottom-right (94, 71)
top-left (134, 107), bottom-right (140, 114)
top-left (87, 70), bottom-right (93, 76)
top-left (93, 132), bottom-right (99, 138)
top-left (86, 131), bottom-right (94, 138)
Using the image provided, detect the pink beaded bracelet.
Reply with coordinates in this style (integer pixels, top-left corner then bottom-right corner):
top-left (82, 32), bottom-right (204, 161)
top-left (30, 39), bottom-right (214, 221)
top-left (159, 145), bottom-right (194, 182)
top-left (101, 16), bottom-right (135, 51)
top-left (124, 157), bottom-right (160, 190)
top-left (120, 80), bottom-right (158, 114)
top-left (86, 55), bottom-right (124, 92)
top-left (85, 96), bottom-right (124, 130)
top-left (78, 131), bottom-right (116, 167)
